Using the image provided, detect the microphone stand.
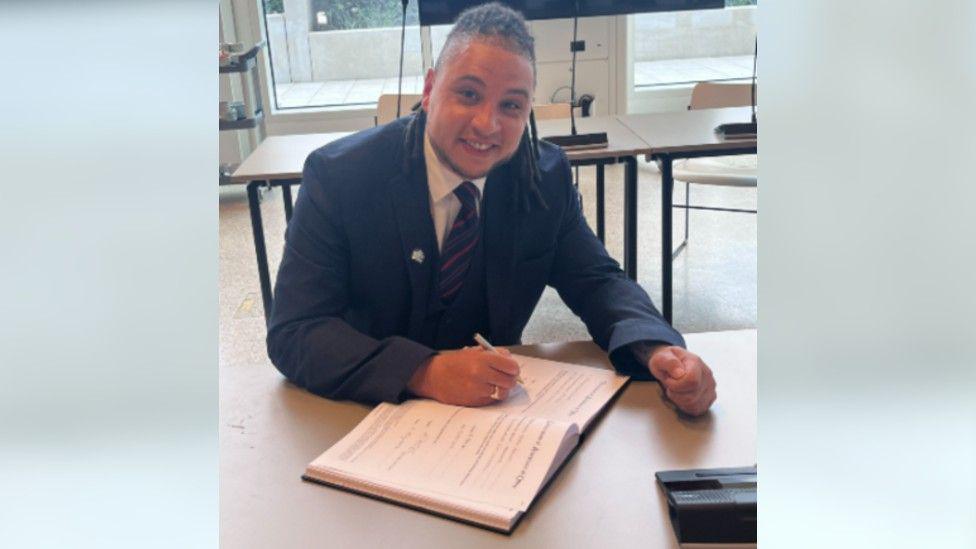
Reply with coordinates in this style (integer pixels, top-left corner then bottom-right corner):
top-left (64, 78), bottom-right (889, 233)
top-left (396, 0), bottom-right (408, 118)
top-left (715, 35), bottom-right (757, 138)
top-left (542, 0), bottom-right (608, 150)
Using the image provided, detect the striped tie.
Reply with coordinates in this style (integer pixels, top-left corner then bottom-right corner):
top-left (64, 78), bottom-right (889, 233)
top-left (438, 181), bottom-right (481, 302)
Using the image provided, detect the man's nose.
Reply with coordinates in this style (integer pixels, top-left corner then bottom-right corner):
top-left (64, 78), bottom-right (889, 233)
top-left (471, 104), bottom-right (500, 135)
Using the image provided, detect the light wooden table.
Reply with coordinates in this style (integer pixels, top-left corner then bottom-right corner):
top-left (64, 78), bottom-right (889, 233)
top-left (228, 132), bottom-right (352, 319)
top-left (220, 329), bottom-right (757, 548)
top-left (616, 107), bottom-right (757, 322)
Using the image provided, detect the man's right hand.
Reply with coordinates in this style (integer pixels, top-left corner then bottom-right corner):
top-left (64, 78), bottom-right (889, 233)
top-left (407, 347), bottom-right (521, 406)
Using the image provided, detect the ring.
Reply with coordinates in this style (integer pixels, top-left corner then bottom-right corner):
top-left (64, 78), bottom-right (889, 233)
top-left (490, 385), bottom-right (502, 401)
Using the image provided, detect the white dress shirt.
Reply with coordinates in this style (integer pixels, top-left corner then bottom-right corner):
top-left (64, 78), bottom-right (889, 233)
top-left (423, 131), bottom-right (486, 253)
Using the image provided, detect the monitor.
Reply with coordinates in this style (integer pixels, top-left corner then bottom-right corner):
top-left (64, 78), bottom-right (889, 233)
top-left (417, 0), bottom-right (724, 26)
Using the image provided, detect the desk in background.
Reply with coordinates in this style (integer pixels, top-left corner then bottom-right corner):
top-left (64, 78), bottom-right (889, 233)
top-left (228, 132), bottom-right (352, 319)
top-left (220, 329), bottom-right (757, 548)
top-left (230, 117), bottom-right (649, 321)
top-left (534, 115), bottom-right (651, 280)
top-left (616, 107), bottom-right (757, 322)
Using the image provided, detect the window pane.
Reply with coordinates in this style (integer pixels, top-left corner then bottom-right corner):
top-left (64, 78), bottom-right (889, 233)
top-left (262, 0), bottom-right (423, 110)
top-left (430, 24), bottom-right (454, 64)
top-left (633, 2), bottom-right (756, 90)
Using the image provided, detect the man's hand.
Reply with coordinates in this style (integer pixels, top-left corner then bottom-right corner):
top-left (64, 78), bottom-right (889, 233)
top-left (407, 347), bottom-right (520, 407)
top-left (646, 346), bottom-right (716, 416)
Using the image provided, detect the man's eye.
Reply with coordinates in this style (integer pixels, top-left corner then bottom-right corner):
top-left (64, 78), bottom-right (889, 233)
top-left (503, 101), bottom-right (523, 112)
top-left (457, 89), bottom-right (479, 102)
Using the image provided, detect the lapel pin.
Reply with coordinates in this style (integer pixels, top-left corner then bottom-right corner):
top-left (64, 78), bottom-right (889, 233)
top-left (411, 249), bottom-right (425, 264)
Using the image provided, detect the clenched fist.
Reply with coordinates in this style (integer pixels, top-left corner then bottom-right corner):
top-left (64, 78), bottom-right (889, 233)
top-left (644, 345), bottom-right (716, 416)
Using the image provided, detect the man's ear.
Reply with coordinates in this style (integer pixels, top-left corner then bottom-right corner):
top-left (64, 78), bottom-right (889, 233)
top-left (421, 68), bottom-right (436, 111)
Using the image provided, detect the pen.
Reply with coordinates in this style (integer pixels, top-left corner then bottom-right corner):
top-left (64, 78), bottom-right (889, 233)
top-left (474, 333), bottom-right (525, 385)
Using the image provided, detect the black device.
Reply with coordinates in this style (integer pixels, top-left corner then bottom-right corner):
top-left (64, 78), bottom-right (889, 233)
top-left (715, 36), bottom-right (758, 139)
top-left (655, 465), bottom-right (757, 544)
top-left (417, 0), bottom-right (723, 26)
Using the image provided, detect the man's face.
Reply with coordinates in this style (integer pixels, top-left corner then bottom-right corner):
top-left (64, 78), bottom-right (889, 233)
top-left (422, 39), bottom-right (534, 180)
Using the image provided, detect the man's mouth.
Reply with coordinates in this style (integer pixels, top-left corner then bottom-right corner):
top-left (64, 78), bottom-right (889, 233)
top-left (460, 138), bottom-right (496, 152)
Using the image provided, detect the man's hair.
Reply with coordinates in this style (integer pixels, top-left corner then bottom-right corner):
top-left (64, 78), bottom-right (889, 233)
top-left (405, 2), bottom-right (546, 213)
top-left (435, 2), bottom-right (536, 74)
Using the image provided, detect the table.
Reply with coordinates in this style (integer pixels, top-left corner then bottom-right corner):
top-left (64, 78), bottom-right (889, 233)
top-left (231, 118), bottom-right (649, 322)
top-left (229, 132), bottom-right (352, 319)
top-left (616, 107), bottom-right (757, 322)
top-left (220, 329), bottom-right (757, 548)
top-left (534, 115), bottom-right (651, 279)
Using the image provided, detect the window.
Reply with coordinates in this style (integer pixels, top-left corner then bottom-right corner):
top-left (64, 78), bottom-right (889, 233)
top-left (632, 0), bottom-right (757, 90)
top-left (261, 0), bottom-right (424, 110)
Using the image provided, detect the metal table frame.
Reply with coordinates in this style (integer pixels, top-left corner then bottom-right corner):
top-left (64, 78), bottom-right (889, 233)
top-left (652, 144), bottom-right (756, 322)
top-left (244, 154), bottom-right (639, 323)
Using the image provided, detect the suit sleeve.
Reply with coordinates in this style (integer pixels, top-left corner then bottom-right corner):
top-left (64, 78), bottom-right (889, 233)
top-left (265, 153), bottom-right (435, 404)
top-left (546, 154), bottom-right (685, 381)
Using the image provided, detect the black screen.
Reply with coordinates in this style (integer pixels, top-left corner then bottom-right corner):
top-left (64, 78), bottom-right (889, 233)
top-left (418, 0), bottom-right (724, 26)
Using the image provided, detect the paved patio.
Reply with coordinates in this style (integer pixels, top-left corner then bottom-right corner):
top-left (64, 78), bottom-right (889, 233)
top-left (272, 55), bottom-right (752, 109)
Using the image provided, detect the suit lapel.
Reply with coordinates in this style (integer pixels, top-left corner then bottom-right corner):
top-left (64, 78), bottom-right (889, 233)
top-left (483, 165), bottom-right (520, 342)
top-left (390, 161), bottom-right (437, 340)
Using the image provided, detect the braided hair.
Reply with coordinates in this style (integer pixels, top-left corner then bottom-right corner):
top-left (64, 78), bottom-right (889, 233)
top-left (403, 2), bottom-right (547, 213)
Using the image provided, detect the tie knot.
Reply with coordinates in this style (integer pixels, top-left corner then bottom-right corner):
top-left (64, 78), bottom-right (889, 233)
top-left (454, 181), bottom-right (480, 210)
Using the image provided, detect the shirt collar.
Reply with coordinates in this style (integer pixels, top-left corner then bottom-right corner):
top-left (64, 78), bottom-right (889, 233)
top-left (424, 130), bottom-right (486, 204)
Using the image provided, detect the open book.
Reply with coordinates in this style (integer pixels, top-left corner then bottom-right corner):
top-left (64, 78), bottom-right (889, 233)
top-left (303, 354), bottom-right (629, 533)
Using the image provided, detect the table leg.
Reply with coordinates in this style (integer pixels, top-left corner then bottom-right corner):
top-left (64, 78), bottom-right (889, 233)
top-left (282, 182), bottom-right (294, 222)
top-left (247, 180), bottom-right (273, 323)
top-left (596, 163), bottom-right (605, 244)
top-left (659, 155), bottom-right (674, 322)
top-left (623, 156), bottom-right (638, 280)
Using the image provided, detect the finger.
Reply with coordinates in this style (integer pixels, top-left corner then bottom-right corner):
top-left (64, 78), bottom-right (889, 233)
top-left (483, 367), bottom-right (518, 389)
top-left (665, 387), bottom-right (703, 416)
top-left (667, 385), bottom-right (715, 416)
top-left (662, 362), bottom-right (703, 393)
top-left (650, 348), bottom-right (686, 380)
top-left (676, 363), bottom-right (715, 396)
top-left (687, 386), bottom-right (716, 416)
top-left (496, 347), bottom-right (513, 356)
top-left (488, 384), bottom-right (509, 402)
top-left (484, 354), bottom-right (521, 377)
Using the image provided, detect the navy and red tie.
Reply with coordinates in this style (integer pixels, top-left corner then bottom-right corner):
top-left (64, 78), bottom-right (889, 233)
top-left (438, 181), bottom-right (481, 302)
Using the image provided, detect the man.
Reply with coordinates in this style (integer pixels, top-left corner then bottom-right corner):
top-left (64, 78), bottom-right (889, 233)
top-left (267, 2), bottom-right (716, 415)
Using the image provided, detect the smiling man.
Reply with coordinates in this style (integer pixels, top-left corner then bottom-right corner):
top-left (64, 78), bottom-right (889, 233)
top-left (267, 2), bottom-right (716, 415)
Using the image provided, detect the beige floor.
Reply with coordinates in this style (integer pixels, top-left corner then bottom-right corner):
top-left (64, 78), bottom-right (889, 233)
top-left (219, 159), bottom-right (756, 369)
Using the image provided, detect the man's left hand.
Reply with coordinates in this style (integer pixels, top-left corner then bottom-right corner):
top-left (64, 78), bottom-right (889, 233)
top-left (646, 346), bottom-right (716, 416)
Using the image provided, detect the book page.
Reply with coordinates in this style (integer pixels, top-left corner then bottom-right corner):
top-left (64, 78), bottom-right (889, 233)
top-left (487, 354), bottom-right (629, 431)
top-left (309, 399), bottom-right (578, 511)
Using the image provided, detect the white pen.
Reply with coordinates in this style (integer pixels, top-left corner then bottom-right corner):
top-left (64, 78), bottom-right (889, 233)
top-left (473, 333), bottom-right (525, 385)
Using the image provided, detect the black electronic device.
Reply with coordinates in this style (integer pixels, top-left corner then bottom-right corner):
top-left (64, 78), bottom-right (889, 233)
top-left (715, 36), bottom-right (758, 139)
top-left (417, 0), bottom-right (723, 26)
top-left (715, 122), bottom-right (756, 139)
top-left (543, 132), bottom-right (609, 150)
top-left (655, 465), bottom-right (757, 544)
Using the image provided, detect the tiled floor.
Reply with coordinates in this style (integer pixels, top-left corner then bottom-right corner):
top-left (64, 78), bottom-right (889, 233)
top-left (271, 56), bottom-right (751, 109)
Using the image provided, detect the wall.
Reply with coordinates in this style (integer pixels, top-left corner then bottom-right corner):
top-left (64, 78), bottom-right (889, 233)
top-left (634, 7), bottom-right (756, 62)
top-left (309, 27), bottom-right (423, 81)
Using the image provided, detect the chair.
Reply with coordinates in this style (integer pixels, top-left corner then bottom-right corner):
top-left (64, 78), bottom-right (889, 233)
top-left (375, 93), bottom-right (423, 126)
top-left (532, 102), bottom-right (572, 120)
top-left (672, 81), bottom-right (758, 257)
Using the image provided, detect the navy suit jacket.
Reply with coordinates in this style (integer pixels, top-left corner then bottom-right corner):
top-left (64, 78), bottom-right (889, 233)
top-left (267, 115), bottom-right (685, 404)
